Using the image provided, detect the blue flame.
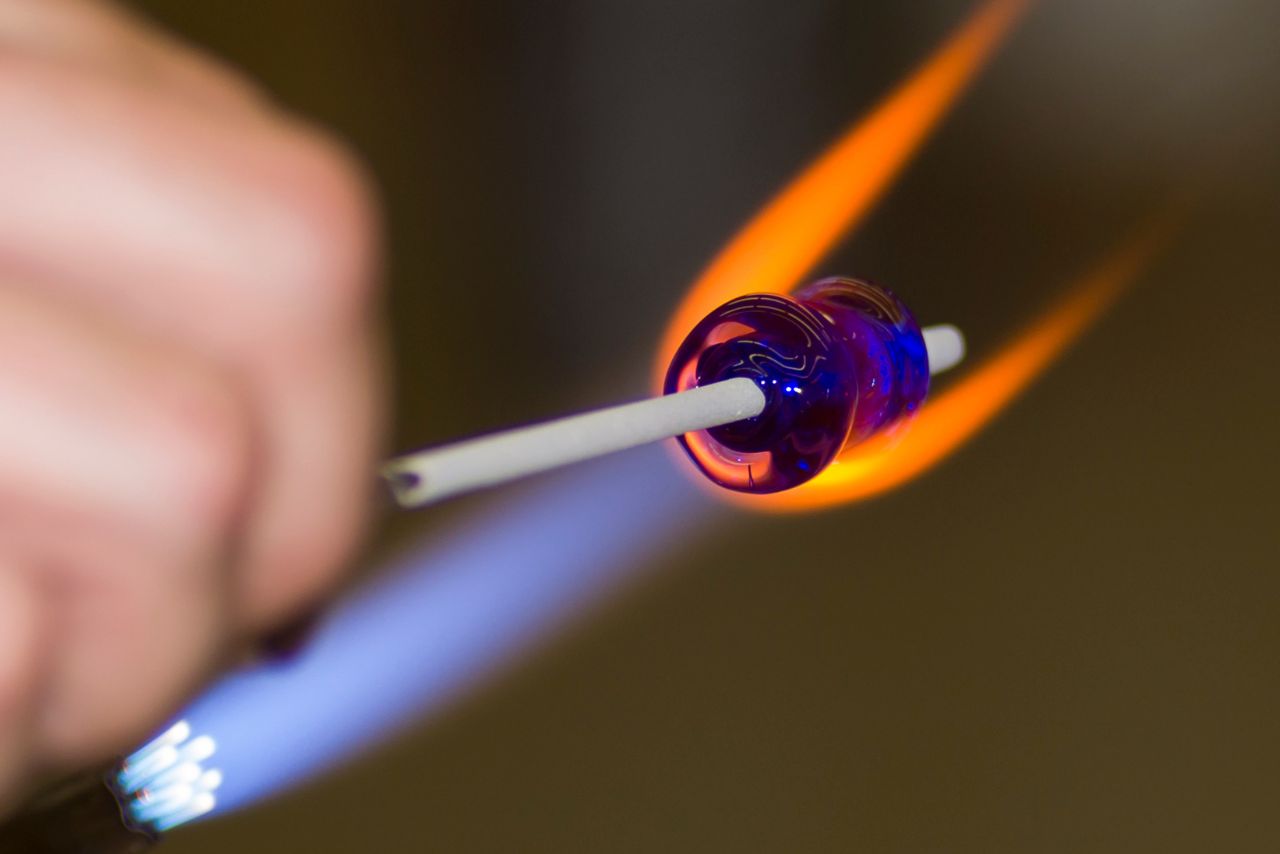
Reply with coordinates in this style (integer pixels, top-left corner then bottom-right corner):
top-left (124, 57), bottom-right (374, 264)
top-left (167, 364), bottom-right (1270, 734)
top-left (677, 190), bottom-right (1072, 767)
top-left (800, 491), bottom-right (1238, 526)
top-left (139, 445), bottom-right (717, 819)
top-left (116, 721), bottom-right (221, 832)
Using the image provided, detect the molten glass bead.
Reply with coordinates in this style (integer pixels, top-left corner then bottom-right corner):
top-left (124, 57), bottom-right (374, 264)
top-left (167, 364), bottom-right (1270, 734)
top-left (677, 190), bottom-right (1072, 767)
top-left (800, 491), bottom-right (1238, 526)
top-left (664, 277), bottom-right (929, 493)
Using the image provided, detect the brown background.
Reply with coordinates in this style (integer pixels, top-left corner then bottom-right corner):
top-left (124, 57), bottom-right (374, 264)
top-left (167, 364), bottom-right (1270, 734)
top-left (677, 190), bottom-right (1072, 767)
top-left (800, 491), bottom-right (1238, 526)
top-left (128, 1), bottom-right (1278, 851)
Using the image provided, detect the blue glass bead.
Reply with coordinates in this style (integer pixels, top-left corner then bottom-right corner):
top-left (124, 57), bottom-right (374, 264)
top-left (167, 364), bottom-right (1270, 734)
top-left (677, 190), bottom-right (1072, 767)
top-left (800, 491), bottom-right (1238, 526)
top-left (664, 277), bottom-right (929, 493)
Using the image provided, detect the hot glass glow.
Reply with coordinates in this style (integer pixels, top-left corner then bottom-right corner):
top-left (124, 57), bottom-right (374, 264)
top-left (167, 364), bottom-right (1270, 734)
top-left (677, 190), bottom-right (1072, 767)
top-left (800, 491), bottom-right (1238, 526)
top-left (664, 277), bottom-right (929, 492)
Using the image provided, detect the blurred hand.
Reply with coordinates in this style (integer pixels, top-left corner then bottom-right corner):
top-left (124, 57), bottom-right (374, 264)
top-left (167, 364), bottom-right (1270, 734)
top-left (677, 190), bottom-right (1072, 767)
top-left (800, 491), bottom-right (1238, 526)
top-left (0, 0), bottom-right (383, 804)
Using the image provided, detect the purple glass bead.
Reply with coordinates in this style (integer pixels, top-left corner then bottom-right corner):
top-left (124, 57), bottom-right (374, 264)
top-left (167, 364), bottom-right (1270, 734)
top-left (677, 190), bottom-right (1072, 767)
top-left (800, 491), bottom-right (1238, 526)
top-left (664, 277), bottom-right (930, 493)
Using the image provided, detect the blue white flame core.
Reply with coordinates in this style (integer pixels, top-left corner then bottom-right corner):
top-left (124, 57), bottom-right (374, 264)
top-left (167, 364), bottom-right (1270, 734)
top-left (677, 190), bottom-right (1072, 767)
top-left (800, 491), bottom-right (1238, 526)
top-left (117, 720), bottom-right (221, 832)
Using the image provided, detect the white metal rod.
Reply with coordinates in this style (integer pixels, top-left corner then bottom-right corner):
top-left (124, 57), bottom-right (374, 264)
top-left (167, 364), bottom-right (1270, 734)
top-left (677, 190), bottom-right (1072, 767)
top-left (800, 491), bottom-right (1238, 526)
top-left (384, 323), bottom-right (965, 508)
top-left (922, 324), bottom-right (965, 374)
top-left (383, 377), bottom-right (766, 507)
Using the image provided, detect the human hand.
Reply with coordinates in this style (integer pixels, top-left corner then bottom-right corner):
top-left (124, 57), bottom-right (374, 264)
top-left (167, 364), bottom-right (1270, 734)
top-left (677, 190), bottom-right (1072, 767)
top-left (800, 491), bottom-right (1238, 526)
top-left (0, 0), bottom-right (383, 805)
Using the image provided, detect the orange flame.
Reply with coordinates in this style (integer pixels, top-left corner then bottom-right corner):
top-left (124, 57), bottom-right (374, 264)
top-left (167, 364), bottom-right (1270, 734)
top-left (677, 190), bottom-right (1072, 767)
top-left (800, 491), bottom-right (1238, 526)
top-left (654, 0), bottom-right (1175, 512)
top-left (738, 229), bottom-right (1168, 512)
top-left (655, 0), bottom-right (1030, 382)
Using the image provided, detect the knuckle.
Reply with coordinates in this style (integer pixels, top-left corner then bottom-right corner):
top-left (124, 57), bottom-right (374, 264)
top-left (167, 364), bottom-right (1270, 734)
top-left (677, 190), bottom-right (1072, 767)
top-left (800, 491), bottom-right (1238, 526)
top-left (254, 130), bottom-right (381, 328)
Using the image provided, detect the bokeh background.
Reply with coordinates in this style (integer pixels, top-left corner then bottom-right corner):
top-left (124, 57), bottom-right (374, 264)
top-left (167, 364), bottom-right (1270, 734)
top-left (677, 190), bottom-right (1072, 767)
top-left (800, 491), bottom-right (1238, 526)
top-left (129, 1), bottom-right (1278, 851)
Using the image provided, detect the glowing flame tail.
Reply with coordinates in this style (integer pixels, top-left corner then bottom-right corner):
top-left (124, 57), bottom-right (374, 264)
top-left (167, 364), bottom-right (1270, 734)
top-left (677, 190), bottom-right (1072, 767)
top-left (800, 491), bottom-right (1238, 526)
top-left (745, 222), bottom-right (1174, 512)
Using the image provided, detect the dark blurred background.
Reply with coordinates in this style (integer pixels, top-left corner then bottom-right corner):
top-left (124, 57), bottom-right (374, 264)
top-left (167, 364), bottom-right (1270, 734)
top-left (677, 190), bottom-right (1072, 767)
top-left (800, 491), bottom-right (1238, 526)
top-left (129, 1), bottom-right (1278, 851)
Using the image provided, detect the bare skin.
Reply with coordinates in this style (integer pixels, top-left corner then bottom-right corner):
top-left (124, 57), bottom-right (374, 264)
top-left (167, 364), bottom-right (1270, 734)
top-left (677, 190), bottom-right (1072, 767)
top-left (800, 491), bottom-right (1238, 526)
top-left (0, 0), bottom-right (384, 806)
